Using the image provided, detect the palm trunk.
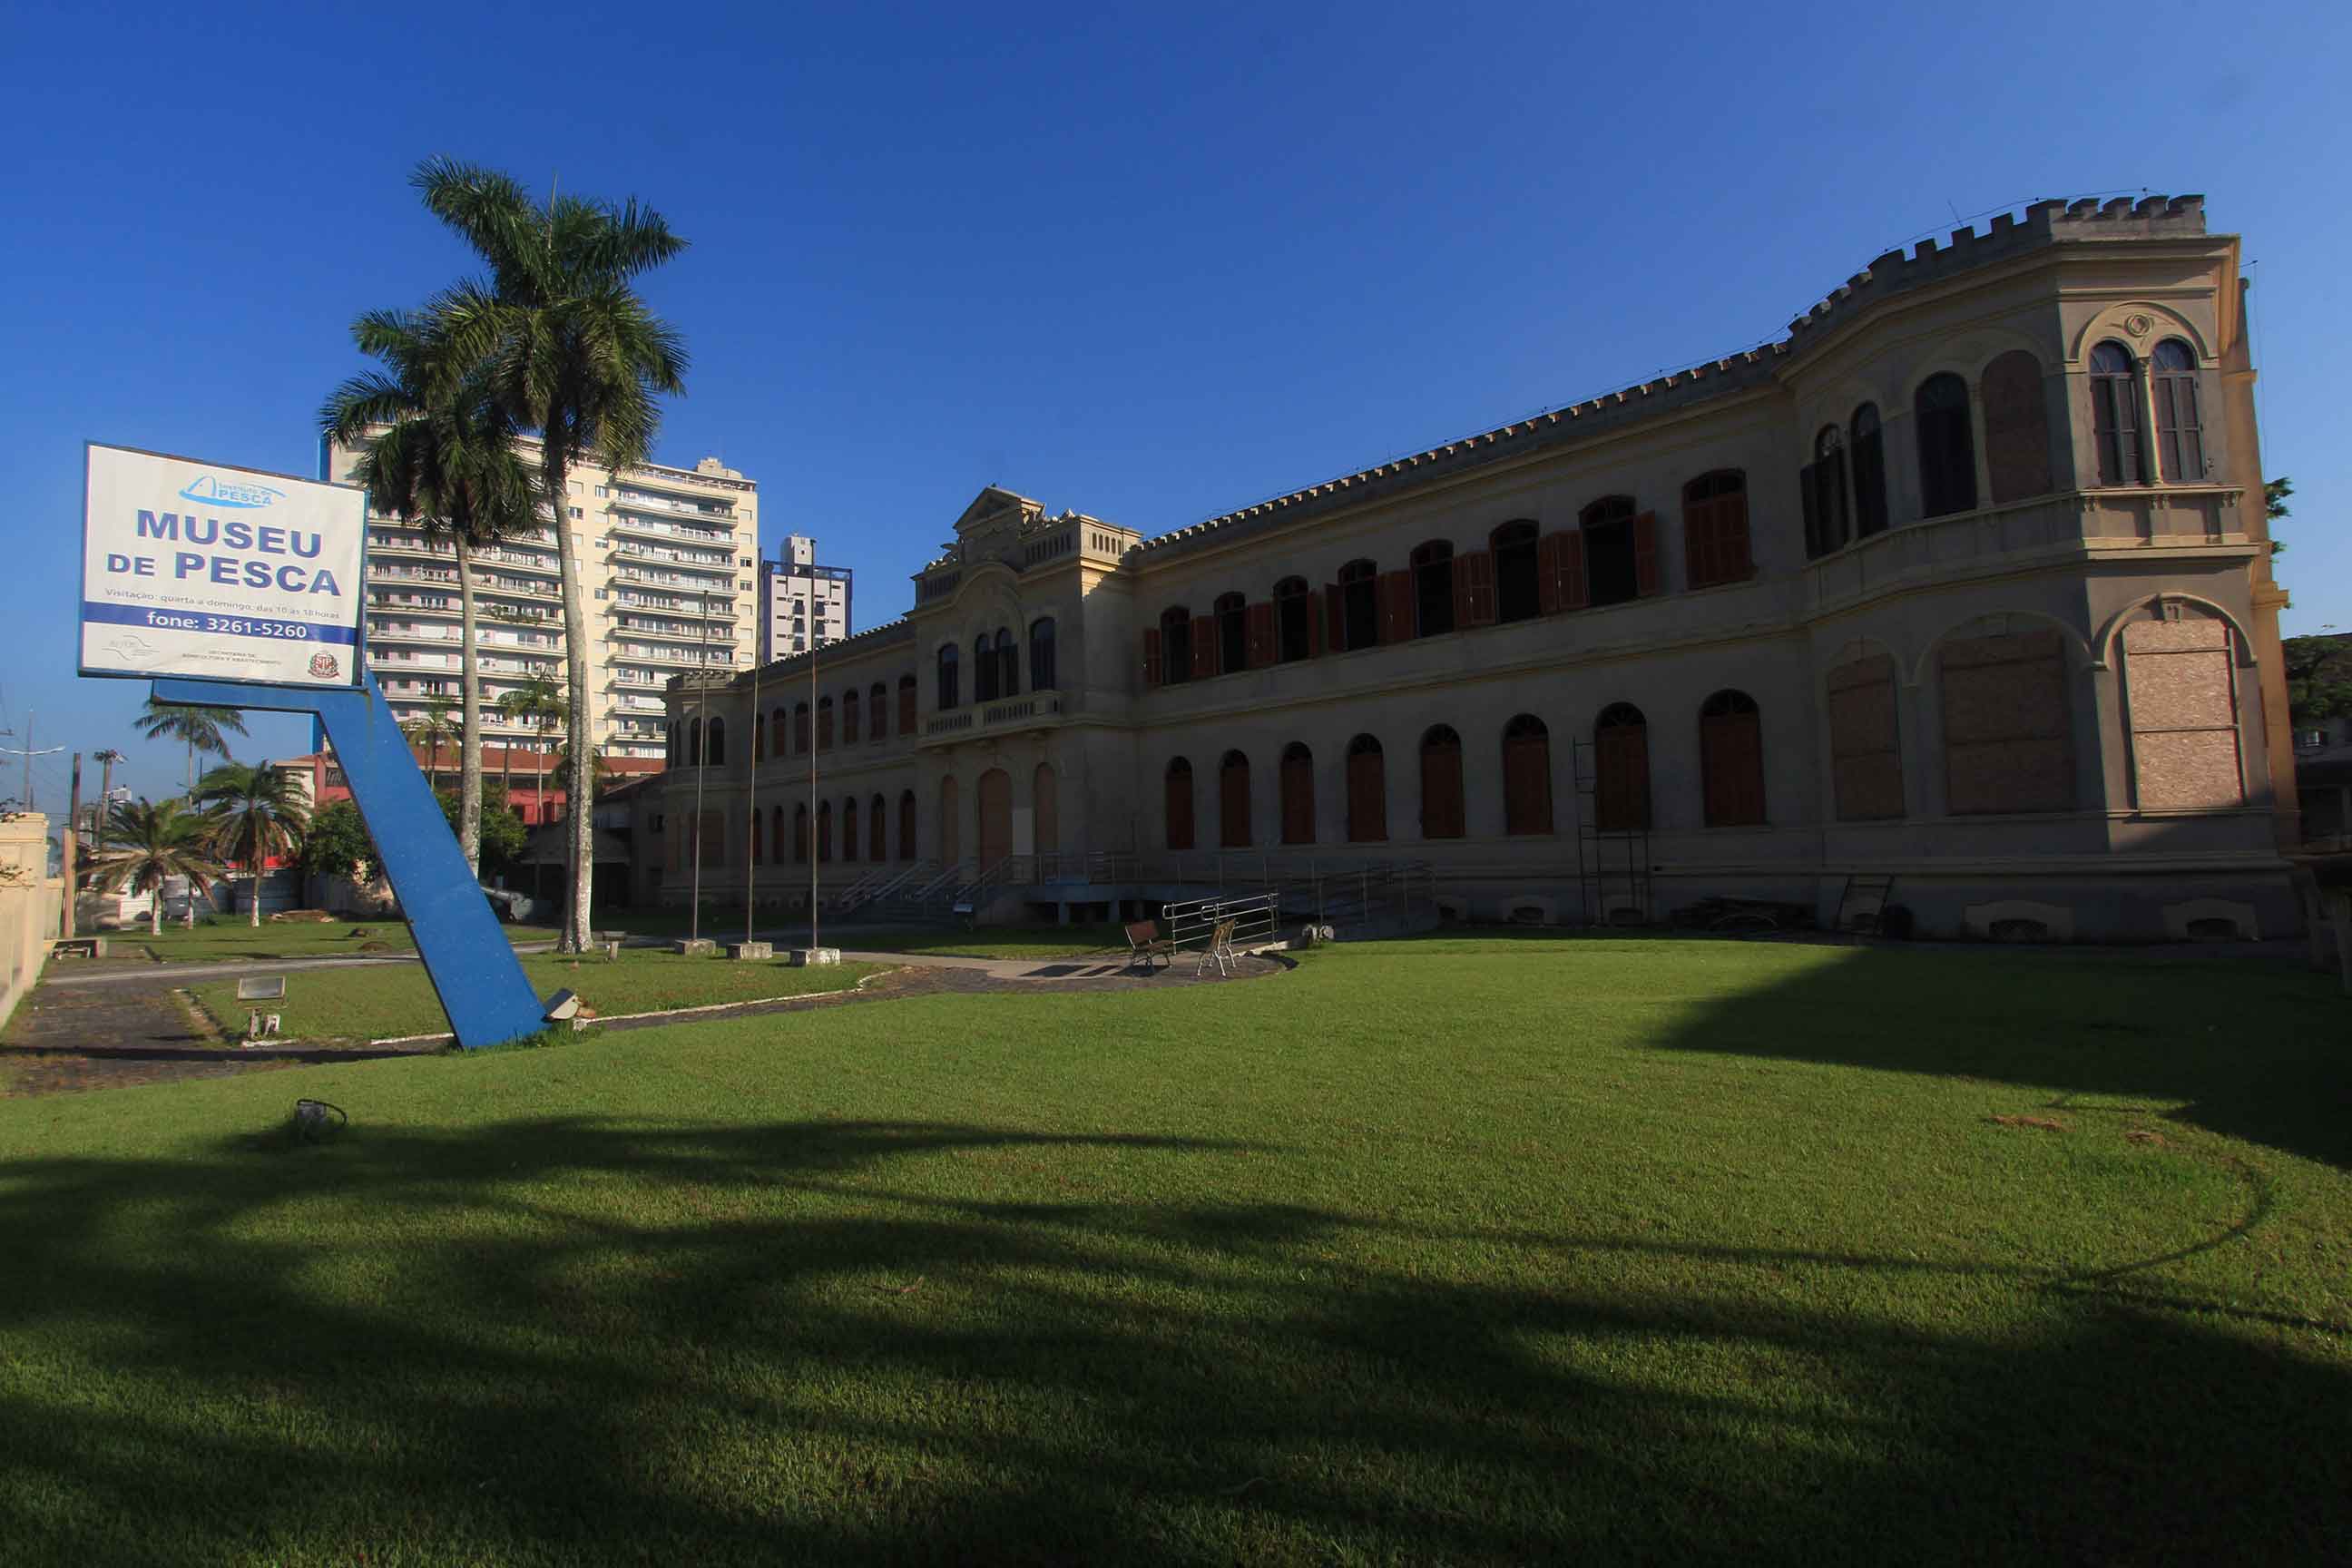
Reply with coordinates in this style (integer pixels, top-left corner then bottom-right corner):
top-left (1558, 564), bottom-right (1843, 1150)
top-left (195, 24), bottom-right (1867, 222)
top-left (545, 446), bottom-right (595, 952)
top-left (150, 883), bottom-right (162, 937)
top-left (455, 535), bottom-right (484, 877)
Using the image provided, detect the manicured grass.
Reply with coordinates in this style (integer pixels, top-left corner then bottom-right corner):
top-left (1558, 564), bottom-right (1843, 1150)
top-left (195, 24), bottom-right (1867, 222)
top-left (843, 921), bottom-right (1132, 959)
top-left (127, 918), bottom-right (560, 964)
top-left (3, 937), bottom-right (2347, 1563)
top-left (187, 948), bottom-right (882, 1043)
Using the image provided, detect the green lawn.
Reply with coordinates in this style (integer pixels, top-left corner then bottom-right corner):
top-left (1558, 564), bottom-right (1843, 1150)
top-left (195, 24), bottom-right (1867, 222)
top-left (4, 936), bottom-right (2348, 1564)
top-left (187, 949), bottom-right (883, 1043)
top-left (126, 918), bottom-right (560, 964)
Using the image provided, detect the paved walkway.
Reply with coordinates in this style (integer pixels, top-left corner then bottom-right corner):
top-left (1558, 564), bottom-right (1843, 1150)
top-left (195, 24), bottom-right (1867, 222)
top-left (3, 947), bottom-right (1283, 1098)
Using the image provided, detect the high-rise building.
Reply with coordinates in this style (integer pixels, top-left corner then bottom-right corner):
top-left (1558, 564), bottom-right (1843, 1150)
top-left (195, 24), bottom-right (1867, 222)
top-left (758, 533), bottom-right (853, 662)
top-left (329, 436), bottom-right (759, 776)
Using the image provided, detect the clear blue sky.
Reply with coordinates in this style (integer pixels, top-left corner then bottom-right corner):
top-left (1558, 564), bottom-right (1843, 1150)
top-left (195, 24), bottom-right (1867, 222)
top-left (3, 0), bottom-right (2345, 812)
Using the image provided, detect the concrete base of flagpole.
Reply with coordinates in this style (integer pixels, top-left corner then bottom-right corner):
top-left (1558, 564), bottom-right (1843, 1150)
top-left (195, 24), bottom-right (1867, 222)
top-left (728, 941), bottom-right (774, 961)
top-left (788, 947), bottom-right (841, 967)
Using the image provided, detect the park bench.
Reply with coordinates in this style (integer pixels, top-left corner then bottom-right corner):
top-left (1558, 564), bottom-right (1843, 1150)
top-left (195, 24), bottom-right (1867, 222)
top-left (1122, 917), bottom-right (1175, 973)
top-left (1193, 916), bottom-right (1239, 979)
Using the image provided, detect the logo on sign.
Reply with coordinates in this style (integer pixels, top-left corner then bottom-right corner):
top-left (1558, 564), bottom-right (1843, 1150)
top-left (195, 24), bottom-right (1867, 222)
top-left (178, 474), bottom-right (285, 509)
top-left (308, 652), bottom-right (340, 681)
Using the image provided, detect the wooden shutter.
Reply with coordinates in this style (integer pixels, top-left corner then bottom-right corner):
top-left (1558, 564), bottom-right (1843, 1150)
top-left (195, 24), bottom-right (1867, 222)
top-left (1503, 735), bottom-right (1553, 835)
top-left (1455, 549), bottom-right (1496, 628)
top-left (842, 800), bottom-right (858, 861)
top-left (1420, 742), bottom-right (1465, 838)
top-left (1220, 760), bottom-right (1251, 848)
top-left (1632, 512), bottom-right (1661, 597)
top-left (898, 793), bottom-right (915, 858)
top-left (1190, 615), bottom-right (1215, 680)
top-left (1165, 769), bottom-right (1194, 850)
top-left (818, 705), bottom-right (833, 750)
top-left (1308, 588), bottom-right (1327, 657)
top-left (1536, 533), bottom-right (1562, 614)
top-left (1596, 724), bottom-right (1649, 831)
top-left (1377, 571), bottom-right (1413, 644)
top-left (1702, 710), bottom-right (1766, 827)
top-left (1323, 584), bottom-right (1345, 652)
top-left (1246, 602), bottom-right (1276, 669)
top-left (1347, 750), bottom-right (1387, 842)
top-left (1720, 492), bottom-right (1752, 581)
top-left (1280, 753), bottom-right (1315, 844)
top-left (1684, 498), bottom-right (1713, 589)
top-left (1558, 530), bottom-right (1588, 611)
top-left (1142, 627), bottom-right (1161, 687)
top-left (1800, 462), bottom-right (1824, 558)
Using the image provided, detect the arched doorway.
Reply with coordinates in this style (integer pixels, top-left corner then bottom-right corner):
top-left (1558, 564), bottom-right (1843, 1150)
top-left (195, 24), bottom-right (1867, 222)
top-left (1034, 764), bottom-right (1058, 858)
top-left (977, 768), bottom-right (1012, 867)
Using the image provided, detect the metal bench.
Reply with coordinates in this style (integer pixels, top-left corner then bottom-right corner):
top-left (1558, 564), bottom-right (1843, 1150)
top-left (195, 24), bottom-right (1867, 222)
top-left (1194, 916), bottom-right (1239, 978)
top-left (1122, 917), bottom-right (1176, 973)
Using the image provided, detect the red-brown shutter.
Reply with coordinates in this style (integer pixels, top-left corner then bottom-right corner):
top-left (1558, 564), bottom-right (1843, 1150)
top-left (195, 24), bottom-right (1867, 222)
top-left (1308, 589), bottom-right (1327, 657)
top-left (1377, 571), bottom-right (1413, 644)
top-left (1246, 602), bottom-right (1276, 669)
top-left (1142, 627), bottom-right (1161, 687)
top-left (1632, 511), bottom-right (1661, 597)
top-left (1165, 769), bottom-right (1194, 850)
top-left (1684, 498), bottom-right (1714, 589)
top-left (1280, 752), bottom-right (1315, 843)
top-left (1456, 550), bottom-right (1496, 628)
top-left (1220, 760), bottom-right (1251, 848)
top-left (1596, 723), bottom-right (1650, 831)
top-left (1559, 530), bottom-right (1589, 611)
top-left (1190, 615), bottom-right (1215, 680)
top-left (1323, 584), bottom-right (1345, 652)
top-left (898, 681), bottom-right (916, 735)
top-left (818, 705), bottom-right (833, 750)
top-left (1701, 709), bottom-right (1766, 827)
top-left (1347, 750), bottom-right (1387, 842)
top-left (1420, 742), bottom-right (1465, 838)
top-left (1535, 534), bottom-right (1562, 615)
top-left (1503, 735), bottom-right (1553, 835)
top-left (898, 793), bottom-right (915, 858)
top-left (1720, 492), bottom-right (1752, 582)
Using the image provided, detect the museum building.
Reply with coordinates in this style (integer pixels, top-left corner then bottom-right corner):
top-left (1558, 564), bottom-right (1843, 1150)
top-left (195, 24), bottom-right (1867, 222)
top-left (640, 193), bottom-right (2299, 941)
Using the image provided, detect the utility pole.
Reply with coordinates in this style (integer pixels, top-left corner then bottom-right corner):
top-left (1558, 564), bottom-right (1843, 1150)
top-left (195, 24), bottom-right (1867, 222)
top-left (93, 749), bottom-right (125, 851)
top-left (61, 752), bottom-right (81, 939)
top-left (0, 713), bottom-right (64, 815)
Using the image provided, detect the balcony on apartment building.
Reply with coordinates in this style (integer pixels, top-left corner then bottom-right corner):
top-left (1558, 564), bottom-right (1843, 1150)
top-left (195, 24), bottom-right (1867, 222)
top-left (368, 534), bottom-right (561, 575)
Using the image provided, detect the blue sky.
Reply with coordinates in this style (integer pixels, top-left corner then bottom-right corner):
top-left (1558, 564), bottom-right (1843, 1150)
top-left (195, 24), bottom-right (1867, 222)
top-left (4, 0), bottom-right (2346, 812)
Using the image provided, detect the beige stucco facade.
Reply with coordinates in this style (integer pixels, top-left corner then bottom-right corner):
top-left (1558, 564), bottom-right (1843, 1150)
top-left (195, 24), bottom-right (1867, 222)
top-left (642, 194), bottom-right (2299, 941)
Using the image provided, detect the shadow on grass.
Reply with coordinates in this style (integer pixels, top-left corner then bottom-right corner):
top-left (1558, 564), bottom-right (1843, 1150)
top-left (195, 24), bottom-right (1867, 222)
top-left (1646, 944), bottom-right (2352, 1172)
top-left (2, 1114), bottom-right (2347, 1563)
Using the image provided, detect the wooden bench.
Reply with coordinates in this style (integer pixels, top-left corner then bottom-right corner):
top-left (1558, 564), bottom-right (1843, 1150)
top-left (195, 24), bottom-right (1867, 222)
top-left (1122, 917), bottom-right (1175, 972)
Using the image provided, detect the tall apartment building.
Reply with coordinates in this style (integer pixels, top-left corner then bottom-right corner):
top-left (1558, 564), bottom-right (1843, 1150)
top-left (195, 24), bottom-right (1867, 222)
top-left (329, 436), bottom-right (759, 771)
top-left (758, 534), bottom-right (854, 662)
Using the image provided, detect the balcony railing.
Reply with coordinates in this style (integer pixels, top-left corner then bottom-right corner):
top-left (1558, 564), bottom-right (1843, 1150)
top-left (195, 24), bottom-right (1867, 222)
top-left (923, 690), bottom-right (1063, 739)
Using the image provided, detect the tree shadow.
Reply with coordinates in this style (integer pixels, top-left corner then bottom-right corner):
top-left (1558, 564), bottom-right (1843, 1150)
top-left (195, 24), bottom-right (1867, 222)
top-left (1644, 944), bottom-right (2351, 1171)
top-left (2, 1113), bottom-right (2347, 1563)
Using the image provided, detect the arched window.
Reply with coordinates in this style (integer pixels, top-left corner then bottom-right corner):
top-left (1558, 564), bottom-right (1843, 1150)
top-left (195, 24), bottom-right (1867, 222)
top-left (973, 634), bottom-right (997, 703)
top-left (1982, 350), bottom-right (2053, 504)
top-left (1941, 629), bottom-right (2073, 814)
top-left (817, 799), bottom-right (831, 862)
top-left (936, 644), bottom-right (960, 710)
top-left (842, 689), bottom-right (860, 746)
top-left (1215, 593), bottom-right (1248, 675)
top-left (1805, 426), bottom-right (1849, 559)
top-left (1274, 578), bottom-right (1312, 662)
top-left (1492, 522), bottom-right (1541, 623)
top-left (995, 627), bottom-right (1018, 700)
top-left (1502, 715), bottom-right (1553, 836)
top-left (1028, 618), bottom-right (1057, 691)
top-left (752, 710), bottom-right (766, 760)
top-left (1851, 405), bottom-right (1889, 537)
top-left (897, 789), bottom-right (916, 861)
top-left (817, 697), bottom-right (833, 750)
top-left (770, 706), bottom-right (788, 758)
top-left (1164, 757), bottom-right (1195, 850)
top-left (770, 802), bottom-right (784, 865)
top-left (1411, 541), bottom-right (1455, 637)
top-left (2152, 339), bottom-right (2204, 482)
top-left (792, 802), bottom-right (809, 864)
top-left (1699, 690), bottom-right (1765, 827)
top-left (868, 682), bottom-right (888, 741)
top-left (1159, 607), bottom-right (1194, 685)
top-left (897, 674), bottom-right (916, 735)
top-left (841, 797), bottom-right (858, 862)
top-left (792, 701), bottom-right (809, 753)
top-left (687, 717), bottom-right (701, 765)
top-left (1337, 560), bottom-right (1378, 652)
top-left (1279, 742), bottom-right (1315, 844)
top-left (938, 776), bottom-right (959, 863)
top-left (1419, 724), bottom-right (1465, 838)
top-left (2088, 341), bottom-right (2142, 486)
top-left (1346, 734), bottom-right (1387, 843)
top-left (1581, 495), bottom-right (1643, 605)
top-left (869, 793), bottom-right (887, 860)
top-left (750, 804), bottom-right (763, 865)
top-left (1916, 372), bottom-right (1978, 516)
top-left (1681, 472), bottom-right (1751, 589)
top-left (706, 717), bottom-right (726, 767)
top-left (1594, 703), bottom-right (1650, 832)
top-left (1219, 750), bottom-right (1251, 848)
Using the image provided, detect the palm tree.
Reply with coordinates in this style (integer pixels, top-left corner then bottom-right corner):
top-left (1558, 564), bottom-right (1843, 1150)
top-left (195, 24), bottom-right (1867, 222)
top-left (401, 697), bottom-right (461, 793)
top-left (133, 698), bottom-right (247, 789)
top-left (496, 671), bottom-right (565, 817)
top-left (193, 762), bottom-right (314, 926)
top-left (416, 155), bottom-right (689, 953)
top-left (323, 309), bottom-right (540, 879)
top-left (88, 799), bottom-right (222, 937)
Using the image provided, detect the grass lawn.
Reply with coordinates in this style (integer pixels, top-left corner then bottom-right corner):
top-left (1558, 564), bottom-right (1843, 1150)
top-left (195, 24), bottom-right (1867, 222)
top-left (186, 948), bottom-right (883, 1043)
top-left (3, 936), bottom-right (2347, 1564)
top-left (126, 918), bottom-right (560, 964)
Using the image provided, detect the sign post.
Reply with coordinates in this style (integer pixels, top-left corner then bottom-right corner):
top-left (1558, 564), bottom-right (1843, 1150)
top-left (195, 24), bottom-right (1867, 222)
top-left (82, 442), bottom-right (548, 1049)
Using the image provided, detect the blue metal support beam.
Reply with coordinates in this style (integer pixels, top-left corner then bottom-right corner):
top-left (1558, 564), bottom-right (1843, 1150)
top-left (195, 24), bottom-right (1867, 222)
top-left (152, 671), bottom-right (547, 1049)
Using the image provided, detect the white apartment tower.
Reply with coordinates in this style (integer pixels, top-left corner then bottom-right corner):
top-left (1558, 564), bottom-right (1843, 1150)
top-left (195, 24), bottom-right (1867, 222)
top-left (758, 533), bottom-right (854, 662)
top-left (332, 436), bottom-right (759, 766)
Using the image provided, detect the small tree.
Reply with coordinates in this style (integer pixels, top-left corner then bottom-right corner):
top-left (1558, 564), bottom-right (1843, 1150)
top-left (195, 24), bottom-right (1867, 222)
top-left (88, 799), bottom-right (223, 936)
top-left (299, 799), bottom-right (378, 885)
top-left (2285, 634), bottom-right (2352, 730)
top-left (438, 786), bottom-right (527, 877)
top-left (193, 763), bottom-right (314, 926)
